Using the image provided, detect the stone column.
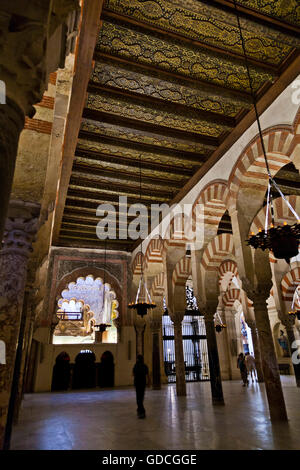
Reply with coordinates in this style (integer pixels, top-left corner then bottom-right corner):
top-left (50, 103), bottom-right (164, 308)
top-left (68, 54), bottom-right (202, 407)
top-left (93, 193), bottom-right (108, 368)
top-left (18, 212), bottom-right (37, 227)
top-left (170, 312), bottom-right (186, 396)
top-left (149, 316), bottom-right (162, 390)
top-left (279, 313), bottom-right (300, 387)
top-left (246, 318), bottom-right (264, 383)
top-left (204, 307), bottom-right (225, 405)
top-left (0, 214), bottom-right (39, 449)
top-left (0, 101), bottom-right (25, 241)
top-left (252, 291), bottom-right (288, 421)
top-left (134, 316), bottom-right (146, 357)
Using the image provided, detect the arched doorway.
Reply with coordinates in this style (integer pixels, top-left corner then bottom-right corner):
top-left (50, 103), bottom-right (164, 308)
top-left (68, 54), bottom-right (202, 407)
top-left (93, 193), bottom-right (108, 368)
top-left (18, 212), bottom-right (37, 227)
top-left (51, 352), bottom-right (71, 391)
top-left (98, 351), bottom-right (114, 387)
top-left (72, 350), bottom-right (96, 389)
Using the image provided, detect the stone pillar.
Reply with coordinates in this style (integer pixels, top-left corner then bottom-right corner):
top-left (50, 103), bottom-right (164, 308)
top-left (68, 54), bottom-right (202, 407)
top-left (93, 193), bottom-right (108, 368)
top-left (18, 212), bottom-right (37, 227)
top-left (0, 101), bottom-right (25, 241)
top-left (246, 318), bottom-right (264, 382)
top-left (170, 312), bottom-right (186, 396)
top-left (0, 213), bottom-right (39, 449)
top-left (204, 307), bottom-right (225, 405)
top-left (279, 314), bottom-right (300, 387)
top-left (252, 291), bottom-right (288, 421)
top-left (149, 316), bottom-right (162, 390)
top-left (134, 316), bottom-right (146, 357)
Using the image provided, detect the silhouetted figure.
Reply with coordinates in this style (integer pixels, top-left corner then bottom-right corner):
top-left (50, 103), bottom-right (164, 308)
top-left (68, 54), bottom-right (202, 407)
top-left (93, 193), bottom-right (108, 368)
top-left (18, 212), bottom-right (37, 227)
top-left (51, 352), bottom-right (70, 391)
top-left (237, 352), bottom-right (248, 387)
top-left (133, 355), bottom-right (149, 419)
top-left (245, 352), bottom-right (257, 382)
top-left (98, 351), bottom-right (114, 387)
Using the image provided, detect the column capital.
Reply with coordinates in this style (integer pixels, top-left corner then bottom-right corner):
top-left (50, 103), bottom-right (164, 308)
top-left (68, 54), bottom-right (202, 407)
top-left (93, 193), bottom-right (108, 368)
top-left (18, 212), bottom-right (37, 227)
top-left (2, 216), bottom-right (39, 258)
top-left (241, 277), bottom-right (272, 305)
top-left (170, 311), bottom-right (185, 324)
top-left (278, 311), bottom-right (296, 328)
top-left (133, 315), bottom-right (146, 333)
top-left (149, 317), bottom-right (162, 333)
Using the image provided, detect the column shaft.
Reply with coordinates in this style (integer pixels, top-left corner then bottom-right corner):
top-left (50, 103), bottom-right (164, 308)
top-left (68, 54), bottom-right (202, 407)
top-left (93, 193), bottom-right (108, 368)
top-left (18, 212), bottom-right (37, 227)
top-left (204, 316), bottom-right (224, 405)
top-left (253, 297), bottom-right (287, 421)
top-left (173, 318), bottom-right (186, 396)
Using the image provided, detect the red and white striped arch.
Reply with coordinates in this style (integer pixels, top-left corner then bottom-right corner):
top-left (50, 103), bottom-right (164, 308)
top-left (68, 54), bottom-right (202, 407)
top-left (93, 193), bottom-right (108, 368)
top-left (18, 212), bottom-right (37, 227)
top-left (222, 288), bottom-right (241, 307)
top-left (218, 260), bottom-right (238, 281)
top-left (172, 256), bottom-right (191, 287)
top-left (131, 252), bottom-right (144, 275)
top-left (144, 237), bottom-right (164, 269)
top-left (150, 272), bottom-right (165, 297)
top-left (250, 195), bottom-right (298, 235)
top-left (228, 127), bottom-right (295, 210)
top-left (281, 266), bottom-right (300, 302)
top-left (201, 233), bottom-right (235, 271)
top-left (190, 180), bottom-right (229, 237)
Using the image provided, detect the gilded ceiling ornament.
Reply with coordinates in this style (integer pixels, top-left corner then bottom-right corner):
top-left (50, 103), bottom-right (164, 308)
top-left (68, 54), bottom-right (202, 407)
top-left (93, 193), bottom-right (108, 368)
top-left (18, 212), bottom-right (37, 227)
top-left (104, 0), bottom-right (294, 63)
top-left (86, 91), bottom-right (231, 137)
top-left (91, 60), bottom-right (249, 116)
top-left (97, 21), bottom-right (274, 93)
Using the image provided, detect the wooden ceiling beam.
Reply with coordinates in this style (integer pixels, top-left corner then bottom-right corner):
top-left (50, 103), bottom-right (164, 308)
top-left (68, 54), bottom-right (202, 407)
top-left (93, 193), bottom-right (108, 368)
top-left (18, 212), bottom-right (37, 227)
top-left (206, 0), bottom-right (300, 35)
top-left (75, 149), bottom-right (197, 175)
top-left (87, 82), bottom-right (238, 127)
top-left (95, 52), bottom-right (253, 100)
top-left (82, 108), bottom-right (222, 146)
top-left (69, 178), bottom-right (174, 199)
top-left (72, 164), bottom-right (189, 188)
top-left (102, 9), bottom-right (279, 73)
top-left (78, 129), bottom-right (213, 162)
top-left (66, 189), bottom-right (169, 205)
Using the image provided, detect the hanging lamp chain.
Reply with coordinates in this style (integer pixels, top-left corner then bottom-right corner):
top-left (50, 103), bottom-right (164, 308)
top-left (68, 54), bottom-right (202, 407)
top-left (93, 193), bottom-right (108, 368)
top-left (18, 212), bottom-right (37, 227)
top-left (234, 0), bottom-right (300, 224)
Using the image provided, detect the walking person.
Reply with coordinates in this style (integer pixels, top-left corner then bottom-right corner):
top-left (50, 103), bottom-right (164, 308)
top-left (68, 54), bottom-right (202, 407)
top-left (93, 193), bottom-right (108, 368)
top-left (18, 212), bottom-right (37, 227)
top-left (133, 354), bottom-right (150, 419)
top-left (245, 352), bottom-right (257, 382)
top-left (237, 352), bottom-right (248, 387)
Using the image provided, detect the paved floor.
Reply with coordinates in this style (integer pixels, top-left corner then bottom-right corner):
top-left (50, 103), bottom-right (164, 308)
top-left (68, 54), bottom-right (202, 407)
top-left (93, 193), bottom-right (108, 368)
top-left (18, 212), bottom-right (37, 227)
top-left (10, 377), bottom-right (300, 450)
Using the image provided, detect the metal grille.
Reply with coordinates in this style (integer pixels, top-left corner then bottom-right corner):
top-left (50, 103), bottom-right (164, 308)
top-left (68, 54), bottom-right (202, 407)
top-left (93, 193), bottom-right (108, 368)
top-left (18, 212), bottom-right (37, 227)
top-left (162, 313), bottom-right (210, 383)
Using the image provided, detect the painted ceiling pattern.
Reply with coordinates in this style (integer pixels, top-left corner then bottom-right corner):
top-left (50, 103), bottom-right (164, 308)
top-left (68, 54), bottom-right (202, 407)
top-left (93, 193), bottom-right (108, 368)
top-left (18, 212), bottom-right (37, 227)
top-left (59, 0), bottom-right (300, 250)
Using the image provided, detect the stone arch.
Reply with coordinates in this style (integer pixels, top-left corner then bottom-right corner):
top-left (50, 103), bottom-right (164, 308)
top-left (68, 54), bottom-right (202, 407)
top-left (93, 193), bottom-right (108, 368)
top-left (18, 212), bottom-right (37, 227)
top-left (131, 251), bottom-right (145, 275)
top-left (201, 233), bottom-right (235, 271)
top-left (150, 272), bottom-right (165, 298)
top-left (144, 236), bottom-right (164, 270)
top-left (250, 195), bottom-right (300, 235)
top-left (172, 256), bottom-right (191, 287)
top-left (54, 267), bottom-right (122, 324)
top-left (281, 266), bottom-right (300, 302)
top-left (228, 126), bottom-right (295, 217)
top-left (190, 180), bottom-right (229, 244)
top-left (222, 288), bottom-right (241, 307)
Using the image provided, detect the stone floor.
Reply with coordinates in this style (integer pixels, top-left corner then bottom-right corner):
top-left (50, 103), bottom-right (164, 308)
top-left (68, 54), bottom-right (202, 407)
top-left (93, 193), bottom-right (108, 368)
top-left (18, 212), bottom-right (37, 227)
top-left (10, 377), bottom-right (300, 450)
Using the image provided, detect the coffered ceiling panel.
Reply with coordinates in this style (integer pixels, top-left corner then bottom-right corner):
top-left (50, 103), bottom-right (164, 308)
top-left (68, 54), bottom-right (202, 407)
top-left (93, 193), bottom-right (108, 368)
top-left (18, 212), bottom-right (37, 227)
top-left (56, 0), bottom-right (300, 250)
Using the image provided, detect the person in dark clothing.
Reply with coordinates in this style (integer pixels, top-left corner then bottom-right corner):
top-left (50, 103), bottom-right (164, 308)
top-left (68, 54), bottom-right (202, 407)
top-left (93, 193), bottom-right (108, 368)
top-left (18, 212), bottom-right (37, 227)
top-left (237, 352), bottom-right (248, 387)
top-left (133, 354), bottom-right (149, 419)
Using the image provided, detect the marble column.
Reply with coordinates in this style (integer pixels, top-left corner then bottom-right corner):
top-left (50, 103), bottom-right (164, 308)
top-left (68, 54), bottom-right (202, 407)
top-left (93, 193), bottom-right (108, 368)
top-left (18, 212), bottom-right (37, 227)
top-left (252, 292), bottom-right (288, 421)
top-left (0, 214), bottom-right (39, 449)
top-left (150, 317), bottom-right (162, 390)
top-left (204, 307), bottom-right (225, 405)
top-left (246, 318), bottom-right (264, 383)
top-left (134, 316), bottom-right (146, 358)
top-left (170, 312), bottom-right (186, 396)
top-left (279, 313), bottom-right (300, 387)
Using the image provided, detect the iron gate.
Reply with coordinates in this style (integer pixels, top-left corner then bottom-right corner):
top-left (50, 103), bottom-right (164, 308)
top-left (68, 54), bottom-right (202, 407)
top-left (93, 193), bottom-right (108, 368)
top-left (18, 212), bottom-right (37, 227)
top-left (162, 312), bottom-right (210, 383)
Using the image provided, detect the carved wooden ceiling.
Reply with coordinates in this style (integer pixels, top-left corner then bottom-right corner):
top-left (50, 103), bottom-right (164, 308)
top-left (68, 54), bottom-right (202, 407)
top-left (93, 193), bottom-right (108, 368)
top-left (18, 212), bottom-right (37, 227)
top-left (56, 0), bottom-right (300, 251)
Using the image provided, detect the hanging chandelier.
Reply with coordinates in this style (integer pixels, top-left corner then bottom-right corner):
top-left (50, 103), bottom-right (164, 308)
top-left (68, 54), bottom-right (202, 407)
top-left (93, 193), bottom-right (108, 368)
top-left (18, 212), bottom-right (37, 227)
top-left (231, 1), bottom-right (300, 263)
top-left (128, 154), bottom-right (156, 317)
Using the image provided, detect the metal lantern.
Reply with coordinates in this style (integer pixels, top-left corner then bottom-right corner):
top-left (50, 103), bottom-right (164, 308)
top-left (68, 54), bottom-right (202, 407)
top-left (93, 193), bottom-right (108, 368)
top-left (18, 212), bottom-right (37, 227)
top-left (128, 275), bottom-right (156, 318)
